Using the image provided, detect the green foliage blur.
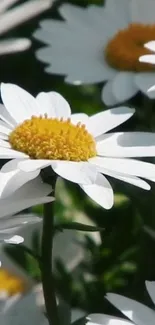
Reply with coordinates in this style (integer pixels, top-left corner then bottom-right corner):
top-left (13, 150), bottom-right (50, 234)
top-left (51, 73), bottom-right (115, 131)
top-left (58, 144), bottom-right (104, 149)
top-left (2, 0), bottom-right (155, 317)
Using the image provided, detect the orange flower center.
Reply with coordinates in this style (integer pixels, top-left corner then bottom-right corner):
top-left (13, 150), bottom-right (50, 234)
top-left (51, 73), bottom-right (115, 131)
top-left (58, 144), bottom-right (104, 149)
top-left (9, 115), bottom-right (97, 161)
top-left (105, 23), bottom-right (155, 71)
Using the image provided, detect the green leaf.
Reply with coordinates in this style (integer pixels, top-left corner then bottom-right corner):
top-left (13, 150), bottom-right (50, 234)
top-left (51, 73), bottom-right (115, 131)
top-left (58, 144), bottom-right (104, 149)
top-left (55, 222), bottom-right (104, 232)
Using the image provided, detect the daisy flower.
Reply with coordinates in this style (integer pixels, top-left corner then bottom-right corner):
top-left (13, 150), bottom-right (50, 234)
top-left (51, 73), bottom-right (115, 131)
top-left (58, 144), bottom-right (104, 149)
top-left (1, 83), bottom-right (155, 209)
top-left (106, 281), bottom-right (155, 325)
top-left (0, 173), bottom-right (54, 242)
top-left (0, 0), bottom-right (53, 55)
top-left (34, 0), bottom-right (155, 105)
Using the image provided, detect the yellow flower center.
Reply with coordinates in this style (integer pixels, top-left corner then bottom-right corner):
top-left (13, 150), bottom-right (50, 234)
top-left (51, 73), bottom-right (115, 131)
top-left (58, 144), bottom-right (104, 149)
top-left (0, 269), bottom-right (25, 296)
top-left (9, 115), bottom-right (97, 161)
top-left (105, 23), bottom-right (155, 71)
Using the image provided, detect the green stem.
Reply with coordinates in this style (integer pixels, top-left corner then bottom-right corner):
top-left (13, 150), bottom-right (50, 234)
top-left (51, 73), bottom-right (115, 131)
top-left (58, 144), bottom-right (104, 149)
top-left (41, 197), bottom-right (59, 325)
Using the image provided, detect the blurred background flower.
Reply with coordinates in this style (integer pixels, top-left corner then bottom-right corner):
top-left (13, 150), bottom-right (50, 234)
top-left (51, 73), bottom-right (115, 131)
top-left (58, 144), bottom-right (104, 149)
top-left (34, 0), bottom-right (155, 105)
top-left (0, 0), bottom-right (54, 55)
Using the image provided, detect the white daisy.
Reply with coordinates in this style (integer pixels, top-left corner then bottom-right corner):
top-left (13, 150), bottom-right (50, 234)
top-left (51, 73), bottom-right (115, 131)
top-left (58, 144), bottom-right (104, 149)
top-left (0, 0), bottom-right (53, 55)
top-left (34, 0), bottom-right (155, 105)
top-left (106, 281), bottom-right (155, 325)
top-left (1, 83), bottom-right (155, 209)
top-left (0, 173), bottom-right (54, 242)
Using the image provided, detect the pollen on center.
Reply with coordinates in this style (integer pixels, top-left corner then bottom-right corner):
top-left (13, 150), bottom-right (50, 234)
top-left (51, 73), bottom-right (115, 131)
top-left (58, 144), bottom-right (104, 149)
top-left (9, 115), bottom-right (97, 161)
top-left (0, 269), bottom-right (26, 296)
top-left (105, 23), bottom-right (155, 72)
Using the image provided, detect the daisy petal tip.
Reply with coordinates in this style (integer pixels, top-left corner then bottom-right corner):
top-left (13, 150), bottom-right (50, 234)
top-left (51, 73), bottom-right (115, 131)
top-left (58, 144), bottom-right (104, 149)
top-left (147, 85), bottom-right (155, 93)
top-left (144, 41), bottom-right (155, 51)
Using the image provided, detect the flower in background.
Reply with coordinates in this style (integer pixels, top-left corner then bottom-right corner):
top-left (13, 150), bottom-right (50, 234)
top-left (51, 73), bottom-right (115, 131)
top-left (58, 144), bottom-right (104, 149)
top-left (1, 83), bottom-right (155, 209)
top-left (0, 0), bottom-right (53, 55)
top-left (0, 174), bottom-right (54, 243)
top-left (34, 0), bottom-right (155, 105)
top-left (106, 281), bottom-right (155, 325)
top-left (0, 245), bottom-right (47, 324)
top-left (0, 290), bottom-right (48, 325)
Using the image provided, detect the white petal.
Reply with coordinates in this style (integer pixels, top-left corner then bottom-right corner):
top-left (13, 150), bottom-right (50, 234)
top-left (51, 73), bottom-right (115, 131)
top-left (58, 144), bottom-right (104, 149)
top-left (0, 120), bottom-right (12, 135)
top-left (0, 169), bottom-right (40, 199)
top-left (0, 177), bottom-right (54, 217)
top-left (0, 196), bottom-right (54, 219)
top-left (0, 147), bottom-right (28, 158)
top-left (59, 4), bottom-right (91, 26)
top-left (139, 54), bottom-right (155, 64)
top-left (0, 0), bottom-right (53, 36)
top-left (18, 159), bottom-right (51, 172)
top-left (105, 0), bottom-right (130, 27)
top-left (36, 91), bottom-right (71, 118)
top-left (0, 104), bottom-right (16, 127)
top-left (89, 156), bottom-right (155, 181)
top-left (148, 84), bottom-right (155, 93)
top-left (80, 173), bottom-right (114, 209)
top-left (0, 214), bottom-right (41, 230)
top-left (0, 38), bottom-right (31, 55)
top-left (87, 313), bottom-right (133, 325)
top-left (130, 0), bottom-right (155, 24)
top-left (1, 83), bottom-right (39, 123)
top-left (71, 113), bottom-right (89, 125)
top-left (101, 81), bottom-right (120, 106)
top-left (52, 161), bottom-right (97, 185)
top-left (97, 132), bottom-right (155, 157)
top-left (145, 281), bottom-right (155, 305)
top-left (0, 0), bottom-right (20, 14)
top-left (95, 166), bottom-right (150, 190)
top-left (106, 293), bottom-right (155, 325)
top-left (112, 72), bottom-right (138, 102)
top-left (5, 235), bottom-right (24, 244)
top-left (144, 41), bottom-right (155, 52)
top-left (0, 139), bottom-right (11, 148)
top-left (11, 176), bottom-right (53, 200)
top-left (0, 133), bottom-right (8, 140)
top-left (1, 158), bottom-right (24, 172)
top-left (53, 229), bottom-right (84, 271)
top-left (135, 73), bottom-right (155, 98)
top-left (86, 107), bottom-right (135, 138)
top-left (43, 50), bottom-right (114, 84)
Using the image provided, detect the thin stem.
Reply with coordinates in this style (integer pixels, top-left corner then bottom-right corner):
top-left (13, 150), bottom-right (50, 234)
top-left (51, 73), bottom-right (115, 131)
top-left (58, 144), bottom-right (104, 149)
top-left (41, 197), bottom-right (59, 325)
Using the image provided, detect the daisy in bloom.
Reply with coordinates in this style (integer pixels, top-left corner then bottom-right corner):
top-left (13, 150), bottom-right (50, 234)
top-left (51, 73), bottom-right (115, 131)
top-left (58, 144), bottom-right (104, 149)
top-left (34, 0), bottom-right (155, 105)
top-left (2, 83), bottom-right (155, 209)
top-left (0, 173), bottom-right (54, 242)
top-left (106, 281), bottom-right (155, 325)
top-left (0, 0), bottom-right (53, 55)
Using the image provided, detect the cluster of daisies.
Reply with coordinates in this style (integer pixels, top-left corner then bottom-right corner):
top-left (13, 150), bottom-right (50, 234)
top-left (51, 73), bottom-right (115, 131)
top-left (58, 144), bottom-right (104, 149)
top-left (1, 0), bottom-right (155, 324)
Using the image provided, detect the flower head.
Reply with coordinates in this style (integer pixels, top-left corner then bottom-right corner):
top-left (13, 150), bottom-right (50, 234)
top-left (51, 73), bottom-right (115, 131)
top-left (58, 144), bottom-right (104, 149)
top-left (1, 83), bottom-right (155, 209)
top-left (0, 0), bottom-right (53, 55)
top-left (34, 0), bottom-right (155, 105)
